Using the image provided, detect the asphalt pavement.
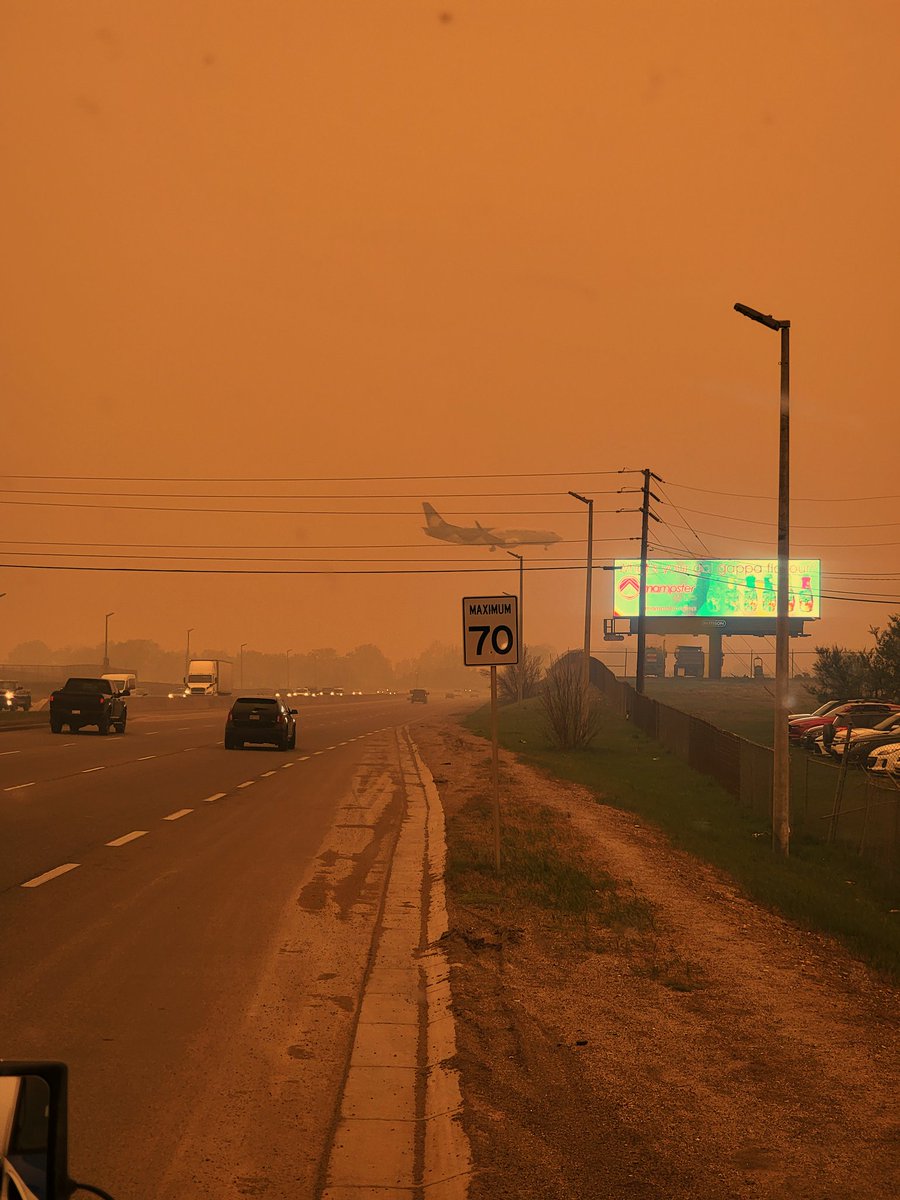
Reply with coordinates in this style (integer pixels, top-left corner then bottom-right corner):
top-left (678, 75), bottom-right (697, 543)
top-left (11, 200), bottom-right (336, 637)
top-left (0, 693), bottom-right (472, 1198)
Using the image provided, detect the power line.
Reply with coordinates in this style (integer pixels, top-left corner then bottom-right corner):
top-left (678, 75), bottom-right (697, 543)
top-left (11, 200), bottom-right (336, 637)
top-left (0, 498), bottom-right (621, 516)
top-left (664, 480), bottom-right (900, 503)
top-left (671, 505), bottom-right (900, 531)
top-left (0, 468), bottom-right (638, 483)
top-left (0, 486), bottom-right (625, 500)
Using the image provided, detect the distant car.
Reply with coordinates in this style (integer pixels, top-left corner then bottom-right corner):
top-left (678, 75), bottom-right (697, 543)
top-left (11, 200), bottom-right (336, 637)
top-left (225, 696), bottom-right (297, 750)
top-left (409, 689), bottom-right (428, 704)
top-left (0, 681), bottom-right (31, 712)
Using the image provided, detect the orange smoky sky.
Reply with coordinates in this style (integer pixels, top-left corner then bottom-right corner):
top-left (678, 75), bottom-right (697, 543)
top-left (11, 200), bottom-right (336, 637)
top-left (1, 2), bottom-right (898, 670)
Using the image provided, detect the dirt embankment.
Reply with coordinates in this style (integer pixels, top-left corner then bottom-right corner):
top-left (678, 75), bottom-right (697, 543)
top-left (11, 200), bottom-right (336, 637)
top-left (414, 723), bottom-right (900, 1200)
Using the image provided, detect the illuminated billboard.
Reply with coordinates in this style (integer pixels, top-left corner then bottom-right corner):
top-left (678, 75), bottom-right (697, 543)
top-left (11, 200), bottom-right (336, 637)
top-left (613, 559), bottom-right (821, 620)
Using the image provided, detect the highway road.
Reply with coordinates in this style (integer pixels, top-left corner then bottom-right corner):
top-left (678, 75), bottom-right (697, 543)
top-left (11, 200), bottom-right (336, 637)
top-left (0, 693), bottom-right (473, 1198)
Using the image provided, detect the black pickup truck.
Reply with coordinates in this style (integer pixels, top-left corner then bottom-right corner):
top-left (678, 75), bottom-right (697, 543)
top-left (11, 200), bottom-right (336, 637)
top-left (49, 677), bottom-right (129, 735)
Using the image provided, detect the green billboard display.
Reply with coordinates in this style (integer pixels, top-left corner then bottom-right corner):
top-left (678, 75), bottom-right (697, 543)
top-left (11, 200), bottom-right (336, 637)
top-left (613, 559), bottom-right (821, 620)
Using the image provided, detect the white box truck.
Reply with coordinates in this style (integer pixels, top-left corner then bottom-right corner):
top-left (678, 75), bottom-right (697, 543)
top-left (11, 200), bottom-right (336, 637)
top-left (184, 659), bottom-right (233, 696)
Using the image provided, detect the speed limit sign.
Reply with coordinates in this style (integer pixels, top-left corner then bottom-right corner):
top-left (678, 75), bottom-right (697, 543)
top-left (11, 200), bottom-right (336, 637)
top-left (462, 595), bottom-right (519, 666)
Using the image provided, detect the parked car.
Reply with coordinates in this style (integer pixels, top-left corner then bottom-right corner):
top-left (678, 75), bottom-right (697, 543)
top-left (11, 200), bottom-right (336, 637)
top-left (792, 701), bottom-right (900, 749)
top-left (0, 680), bottom-right (31, 712)
top-left (867, 741), bottom-right (900, 775)
top-left (787, 698), bottom-right (844, 722)
top-left (225, 696), bottom-right (297, 750)
top-left (829, 711), bottom-right (900, 761)
top-left (409, 689), bottom-right (428, 703)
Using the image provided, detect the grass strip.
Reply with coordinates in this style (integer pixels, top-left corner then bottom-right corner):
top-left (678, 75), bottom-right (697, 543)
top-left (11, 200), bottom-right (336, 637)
top-left (464, 698), bottom-right (900, 982)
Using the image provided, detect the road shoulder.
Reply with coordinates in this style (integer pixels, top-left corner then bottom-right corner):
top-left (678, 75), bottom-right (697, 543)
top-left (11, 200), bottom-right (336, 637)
top-left (414, 720), bottom-right (900, 1200)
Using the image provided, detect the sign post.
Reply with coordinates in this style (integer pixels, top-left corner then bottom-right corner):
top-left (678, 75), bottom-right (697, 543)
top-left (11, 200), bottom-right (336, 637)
top-left (462, 595), bottom-right (519, 872)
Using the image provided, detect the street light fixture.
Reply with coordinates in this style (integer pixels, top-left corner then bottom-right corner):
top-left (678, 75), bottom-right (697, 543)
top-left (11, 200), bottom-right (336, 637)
top-left (568, 491), bottom-right (594, 691)
top-left (734, 300), bottom-right (791, 857)
top-left (103, 612), bottom-right (115, 671)
top-left (239, 642), bottom-right (247, 690)
top-left (506, 551), bottom-right (524, 703)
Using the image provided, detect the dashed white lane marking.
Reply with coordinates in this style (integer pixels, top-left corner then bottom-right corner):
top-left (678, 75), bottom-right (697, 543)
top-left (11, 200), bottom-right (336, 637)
top-left (337, 741), bottom-right (348, 746)
top-left (312, 751), bottom-right (325, 756)
top-left (183, 747), bottom-right (195, 752)
top-left (261, 770), bottom-right (276, 777)
top-left (203, 792), bottom-right (227, 803)
top-left (82, 766), bottom-right (105, 774)
top-left (139, 755), bottom-right (157, 761)
top-left (177, 727), bottom-right (191, 731)
top-left (107, 830), bottom-right (148, 847)
top-left (237, 780), bottom-right (255, 789)
top-left (144, 732), bottom-right (160, 736)
top-left (0, 750), bottom-right (21, 756)
top-left (280, 763), bottom-right (294, 769)
top-left (325, 745), bottom-right (336, 750)
top-left (22, 863), bottom-right (80, 888)
top-left (4, 781), bottom-right (34, 792)
top-left (164, 808), bottom-right (193, 821)
top-left (297, 755), bottom-right (310, 761)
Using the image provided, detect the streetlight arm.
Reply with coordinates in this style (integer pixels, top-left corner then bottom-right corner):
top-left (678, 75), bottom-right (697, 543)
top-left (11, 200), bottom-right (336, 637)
top-left (734, 302), bottom-right (787, 331)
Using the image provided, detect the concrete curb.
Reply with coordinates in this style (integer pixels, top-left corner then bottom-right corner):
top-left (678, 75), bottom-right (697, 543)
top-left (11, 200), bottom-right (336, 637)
top-left (321, 728), bottom-right (471, 1199)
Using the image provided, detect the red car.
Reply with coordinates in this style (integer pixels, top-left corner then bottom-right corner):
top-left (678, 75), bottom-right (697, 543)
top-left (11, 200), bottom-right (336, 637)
top-left (789, 701), bottom-right (900, 747)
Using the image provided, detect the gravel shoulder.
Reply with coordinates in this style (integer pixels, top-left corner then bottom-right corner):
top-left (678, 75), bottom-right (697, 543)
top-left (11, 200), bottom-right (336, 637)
top-left (414, 721), bottom-right (900, 1200)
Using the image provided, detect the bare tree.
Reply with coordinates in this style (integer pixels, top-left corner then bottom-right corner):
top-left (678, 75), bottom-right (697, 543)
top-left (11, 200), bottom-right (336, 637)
top-left (540, 652), bottom-right (602, 749)
top-left (498, 647), bottom-right (544, 705)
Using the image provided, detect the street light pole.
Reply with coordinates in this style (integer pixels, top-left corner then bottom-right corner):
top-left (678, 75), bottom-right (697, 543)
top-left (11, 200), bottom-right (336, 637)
top-left (286, 649), bottom-right (292, 694)
top-left (103, 612), bottom-right (115, 671)
top-left (506, 551), bottom-right (524, 703)
top-left (734, 301), bottom-right (791, 856)
top-left (239, 642), bottom-right (247, 690)
top-left (185, 628), bottom-right (194, 680)
top-left (568, 491), bottom-right (594, 691)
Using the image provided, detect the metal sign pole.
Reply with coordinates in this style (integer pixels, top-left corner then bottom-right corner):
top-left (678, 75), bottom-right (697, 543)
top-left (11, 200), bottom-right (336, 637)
top-left (490, 663), bottom-right (500, 872)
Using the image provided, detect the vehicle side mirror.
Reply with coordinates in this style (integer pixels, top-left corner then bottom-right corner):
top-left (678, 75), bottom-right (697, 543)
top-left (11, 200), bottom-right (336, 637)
top-left (121, 689), bottom-right (131, 697)
top-left (290, 708), bottom-right (298, 715)
top-left (0, 1061), bottom-right (69, 1198)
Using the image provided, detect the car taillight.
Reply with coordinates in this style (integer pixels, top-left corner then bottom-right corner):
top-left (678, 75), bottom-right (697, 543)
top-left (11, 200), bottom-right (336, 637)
top-left (99, 696), bottom-right (105, 704)
top-left (226, 712), bottom-right (233, 722)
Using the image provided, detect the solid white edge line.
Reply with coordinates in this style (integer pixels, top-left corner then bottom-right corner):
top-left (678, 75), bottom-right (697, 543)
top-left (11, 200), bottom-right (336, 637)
top-left (203, 792), bottom-right (227, 802)
top-left (106, 830), bottom-right (148, 847)
top-left (21, 863), bottom-right (80, 888)
top-left (4, 782), bottom-right (35, 792)
top-left (0, 750), bottom-right (21, 756)
top-left (164, 808), bottom-right (193, 821)
top-left (139, 755), bottom-right (157, 761)
top-left (82, 766), bottom-right (105, 773)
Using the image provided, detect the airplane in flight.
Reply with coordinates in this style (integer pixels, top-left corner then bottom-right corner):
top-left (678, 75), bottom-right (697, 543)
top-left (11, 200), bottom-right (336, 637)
top-left (421, 502), bottom-right (563, 550)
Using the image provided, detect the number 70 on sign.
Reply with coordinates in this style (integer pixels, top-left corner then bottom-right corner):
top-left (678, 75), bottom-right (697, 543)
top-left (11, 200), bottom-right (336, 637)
top-left (462, 596), bottom-right (519, 666)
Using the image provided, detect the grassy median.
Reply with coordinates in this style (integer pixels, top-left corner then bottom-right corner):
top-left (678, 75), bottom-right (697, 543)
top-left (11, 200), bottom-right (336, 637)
top-left (464, 698), bottom-right (900, 981)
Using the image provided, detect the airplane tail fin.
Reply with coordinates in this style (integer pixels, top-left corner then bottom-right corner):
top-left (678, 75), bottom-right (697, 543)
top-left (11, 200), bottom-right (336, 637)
top-left (422, 502), bottom-right (442, 529)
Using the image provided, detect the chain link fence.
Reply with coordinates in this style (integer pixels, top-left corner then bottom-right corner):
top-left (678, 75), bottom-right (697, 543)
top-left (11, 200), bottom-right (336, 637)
top-left (587, 656), bottom-right (898, 872)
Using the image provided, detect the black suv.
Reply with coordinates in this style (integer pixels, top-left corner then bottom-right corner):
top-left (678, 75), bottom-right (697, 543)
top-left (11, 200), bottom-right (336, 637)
top-left (225, 696), bottom-right (297, 750)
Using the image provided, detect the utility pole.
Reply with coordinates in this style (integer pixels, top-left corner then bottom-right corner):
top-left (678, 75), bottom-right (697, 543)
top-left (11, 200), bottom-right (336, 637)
top-left (506, 551), bottom-right (525, 703)
top-left (239, 642), bottom-right (247, 690)
top-left (634, 469), bottom-right (661, 695)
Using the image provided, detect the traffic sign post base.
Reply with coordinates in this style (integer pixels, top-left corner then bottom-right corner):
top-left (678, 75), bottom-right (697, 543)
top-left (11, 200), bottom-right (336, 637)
top-left (490, 664), bottom-right (500, 874)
